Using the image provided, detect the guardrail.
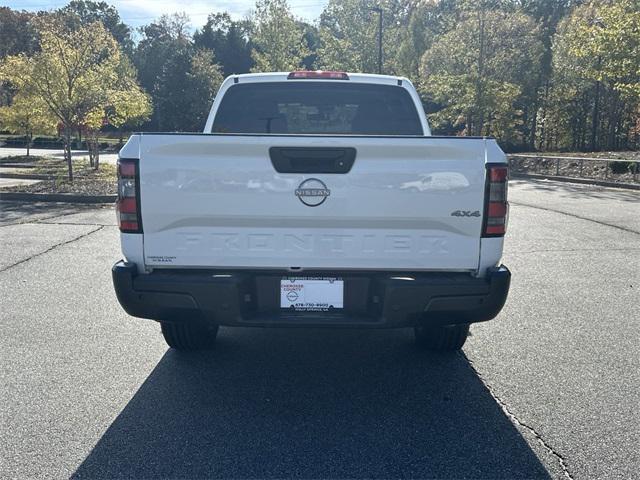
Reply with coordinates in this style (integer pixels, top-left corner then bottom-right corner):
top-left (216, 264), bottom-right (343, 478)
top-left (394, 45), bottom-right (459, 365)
top-left (508, 154), bottom-right (640, 183)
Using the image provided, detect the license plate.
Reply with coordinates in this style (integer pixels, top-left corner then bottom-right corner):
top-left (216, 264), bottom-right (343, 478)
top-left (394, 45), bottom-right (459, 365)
top-left (280, 277), bottom-right (344, 311)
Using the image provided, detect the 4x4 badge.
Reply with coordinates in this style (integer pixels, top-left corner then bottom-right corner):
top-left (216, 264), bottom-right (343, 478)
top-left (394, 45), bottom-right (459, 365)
top-left (451, 210), bottom-right (481, 217)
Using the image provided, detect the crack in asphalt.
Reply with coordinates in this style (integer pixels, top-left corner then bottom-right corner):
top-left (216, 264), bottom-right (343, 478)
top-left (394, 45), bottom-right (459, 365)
top-left (0, 203), bottom-right (112, 227)
top-left (461, 352), bottom-right (574, 480)
top-left (0, 212), bottom-right (70, 227)
top-left (0, 226), bottom-right (105, 273)
top-left (511, 201), bottom-right (640, 235)
top-left (35, 208), bottom-right (115, 226)
top-left (37, 221), bottom-right (116, 227)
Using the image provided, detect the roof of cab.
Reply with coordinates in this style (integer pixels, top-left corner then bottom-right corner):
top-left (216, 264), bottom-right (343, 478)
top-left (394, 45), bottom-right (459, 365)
top-left (228, 71), bottom-right (410, 87)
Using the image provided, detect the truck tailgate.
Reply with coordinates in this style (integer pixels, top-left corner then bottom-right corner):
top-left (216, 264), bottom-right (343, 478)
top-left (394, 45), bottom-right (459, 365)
top-left (138, 134), bottom-right (488, 271)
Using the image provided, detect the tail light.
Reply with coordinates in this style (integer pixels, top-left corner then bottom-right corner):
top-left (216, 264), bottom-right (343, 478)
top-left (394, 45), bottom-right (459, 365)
top-left (483, 164), bottom-right (508, 237)
top-left (288, 70), bottom-right (349, 80)
top-left (116, 158), bottom-right (142, 233)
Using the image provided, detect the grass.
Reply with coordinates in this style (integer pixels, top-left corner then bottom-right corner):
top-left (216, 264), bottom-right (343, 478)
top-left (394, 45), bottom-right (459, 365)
top-left (1, 155), bottom-right (115, 176)
top-left (31, 157), bottom-right (115, 177)
top-left (510, 151), bottom-right (639, 183)
top-left (516, 150), bottom-right (639, 160)
top-left (0, 154), bottom-right (48, 164)
top-left (0, 133), bottom-right (124, 145)
top-left (1, 155), bottom-right (117, 195)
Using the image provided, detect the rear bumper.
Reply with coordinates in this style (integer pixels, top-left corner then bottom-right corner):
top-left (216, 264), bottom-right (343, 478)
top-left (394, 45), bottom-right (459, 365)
top-left (112, 262), bottom-right (510, 328)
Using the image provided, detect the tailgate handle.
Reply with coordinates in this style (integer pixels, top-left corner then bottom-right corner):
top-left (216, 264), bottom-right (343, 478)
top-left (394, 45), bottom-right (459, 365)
top-left (269, 147), bottom-right (356, 174)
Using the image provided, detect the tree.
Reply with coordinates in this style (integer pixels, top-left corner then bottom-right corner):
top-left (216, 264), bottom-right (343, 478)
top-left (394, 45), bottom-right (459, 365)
top-left (250, 0), bottom-right (309, 72)
top-left (1, 18), bottom-right (150, 179)
top-left (185, 50), bottom-right (224, 129)
top-left (316, 0), bottom-right (408, 74)
top-left (518, 0), bottom-right (579, 149)
top-left (0, 7), bottom-right (40, 107)
top-left (194, 13), bottom-right (254, 75)
top-left (152, 47), bottom-right (223, 131)
top-left (0, 7), bottom-right (39, 60)
top-left (134, 14), bottom-right (187, 125)
top-left (84, 56), bottom-right (151, 166)
top-left (0, 92), bottom-right (55, 156)
top-left (135, 14), bottom-right (223, 132)
top-left (104, 57), bottom-right (152, 144)
top-left (105, 57), bottom-right (152, 132)
top-left (135, 13), bottom-right (192, 96)
top-left (59, 0), bottom-right (133, 55)
top-left (395, 4), bottom-right (434, 80)
top-left (549, 0), bottom-right (640, 151)
top-left (318, 0), bottom-right (385, 72)
top-left (421, 4), bottom-right (543, 145)
top-left (300, 21), bottom-right (321, 70)
top-left (2, 0), bottom-right (637, 153)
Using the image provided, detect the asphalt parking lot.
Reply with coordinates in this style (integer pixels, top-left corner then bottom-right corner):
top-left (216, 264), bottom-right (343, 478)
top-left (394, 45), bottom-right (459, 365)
top-left (1, 178), bottom-right (639, 479)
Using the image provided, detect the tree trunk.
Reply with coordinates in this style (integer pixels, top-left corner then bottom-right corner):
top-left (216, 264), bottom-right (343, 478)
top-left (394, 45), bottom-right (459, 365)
top-left (93, 134), bottom-right (100, 170)
top-left (26, 132), bottom-right (31, 157)
top-left (86, 132), bottom-right (100, 170)
top-left (65, 127), bottom-right (73, 182)
top-left (590, 56), bottom-right (602, 151)
top-left (607, 90), bottom-right (619, 151)
top-left (528, 104), bottom-right (537, 151)
top-left (89, 133), bottom-right (95, 169)
top-left (538, 80), bottom-right (550, 151)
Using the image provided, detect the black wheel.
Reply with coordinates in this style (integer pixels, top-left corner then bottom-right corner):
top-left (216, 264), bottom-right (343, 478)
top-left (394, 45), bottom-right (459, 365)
top-left (414, 323), bottom-right (470, 351)
top-left (160, 321), bottom-right (218, 350)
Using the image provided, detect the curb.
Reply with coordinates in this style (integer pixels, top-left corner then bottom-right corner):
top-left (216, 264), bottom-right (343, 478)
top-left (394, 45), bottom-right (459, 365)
top-left (0, 192), bottom-right (116, 203)
top-left (511, 173), bottom-right (640, 191)
top-left (0, 172), bottom-right (54, 180)
top-left (0, 163), bottom-right (37, 169)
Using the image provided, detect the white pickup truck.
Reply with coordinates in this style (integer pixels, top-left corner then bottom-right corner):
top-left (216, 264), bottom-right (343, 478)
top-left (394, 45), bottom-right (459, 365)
top-left (112, 71), bottom-right (510, 352)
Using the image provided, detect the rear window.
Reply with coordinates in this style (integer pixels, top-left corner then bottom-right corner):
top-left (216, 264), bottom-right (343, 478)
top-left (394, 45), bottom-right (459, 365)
top-left (211, 82), bottom-right (423, 135)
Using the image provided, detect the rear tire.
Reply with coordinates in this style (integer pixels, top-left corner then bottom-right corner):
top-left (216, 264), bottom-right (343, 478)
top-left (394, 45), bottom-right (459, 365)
top-left (414, 323), bottom-right (470, 351)
top-left (160, 321), bottom-right (218, 350)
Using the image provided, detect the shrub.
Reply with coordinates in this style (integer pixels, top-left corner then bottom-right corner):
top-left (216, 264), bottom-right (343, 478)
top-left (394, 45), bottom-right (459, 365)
top-left (609, 161), bottom-right (633, 174)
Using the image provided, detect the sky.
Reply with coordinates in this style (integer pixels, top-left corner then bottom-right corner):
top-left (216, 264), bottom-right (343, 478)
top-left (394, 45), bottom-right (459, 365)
top-left (3, 0), bottom-right (330, 29)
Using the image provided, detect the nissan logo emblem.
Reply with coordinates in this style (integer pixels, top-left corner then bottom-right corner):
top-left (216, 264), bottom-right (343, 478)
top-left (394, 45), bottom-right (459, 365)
top-left (295, 178), bottom-right (330, 207)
